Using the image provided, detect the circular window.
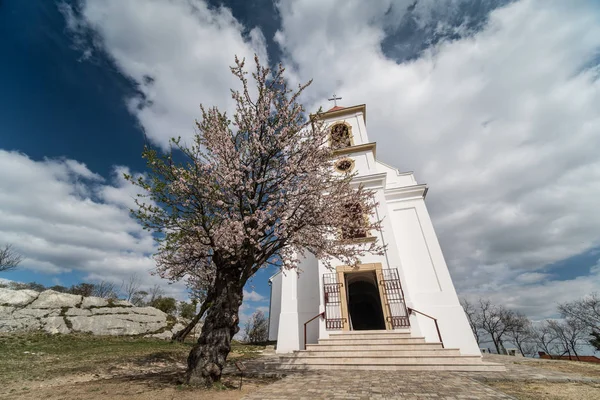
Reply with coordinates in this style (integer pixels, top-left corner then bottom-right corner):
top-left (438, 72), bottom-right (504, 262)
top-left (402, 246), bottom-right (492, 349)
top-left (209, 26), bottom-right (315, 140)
top-left (334, 158), bottom-right (355, 173)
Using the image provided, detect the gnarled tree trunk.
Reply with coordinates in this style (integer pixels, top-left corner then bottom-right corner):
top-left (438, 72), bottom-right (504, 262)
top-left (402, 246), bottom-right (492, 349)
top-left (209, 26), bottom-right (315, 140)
top-left (185, 272), bottom-right (243, 386)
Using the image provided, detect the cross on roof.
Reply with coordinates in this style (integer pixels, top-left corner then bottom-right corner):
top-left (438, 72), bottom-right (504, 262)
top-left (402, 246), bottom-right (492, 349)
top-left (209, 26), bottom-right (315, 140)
top-left (328, 93), bottom-right (342, 107)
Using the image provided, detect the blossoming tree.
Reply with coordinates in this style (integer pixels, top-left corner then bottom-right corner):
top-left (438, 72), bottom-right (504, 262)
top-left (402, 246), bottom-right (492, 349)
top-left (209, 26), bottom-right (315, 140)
top-left (128, 56), bottom-right (384, 385)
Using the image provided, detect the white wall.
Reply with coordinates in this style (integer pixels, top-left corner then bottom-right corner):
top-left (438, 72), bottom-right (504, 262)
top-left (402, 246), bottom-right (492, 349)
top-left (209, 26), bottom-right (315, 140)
top-left (387, 197), bottom-right (481, 355)
top-left (275, 253), bottom-right (320, 353)
top-left (268, 272), bottom-right (282, 341)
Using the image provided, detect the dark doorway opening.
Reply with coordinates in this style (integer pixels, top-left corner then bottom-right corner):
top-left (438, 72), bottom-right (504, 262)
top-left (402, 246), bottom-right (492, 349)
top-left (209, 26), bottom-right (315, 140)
top-left (347, 272), bottom-right (386, 330)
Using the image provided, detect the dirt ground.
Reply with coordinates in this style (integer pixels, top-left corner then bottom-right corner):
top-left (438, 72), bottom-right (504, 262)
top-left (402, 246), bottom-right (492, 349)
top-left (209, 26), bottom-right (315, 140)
top-left (5, 373), bottom-right (270, 400)
top-left (486, 381), bottom-right (600, 400)
top-left (0, 333), bottom-right (273, 400)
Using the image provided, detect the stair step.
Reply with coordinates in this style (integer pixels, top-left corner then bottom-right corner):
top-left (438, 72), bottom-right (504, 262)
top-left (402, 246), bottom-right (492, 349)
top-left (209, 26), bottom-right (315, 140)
top-left (278, 363), bottom-right (506, 372)
top-left (294, 349), bottom-right (461, 357)
top-left (328, 332), bottom-right (412, 340)
top-left (306, 343), bottom-right (444, 351)
top-left (333, 329), bottom-right (411, 335)
top-left (279, 355), bottom-right (483, 365)
top-left (319, 337), bottom-right (427, 345)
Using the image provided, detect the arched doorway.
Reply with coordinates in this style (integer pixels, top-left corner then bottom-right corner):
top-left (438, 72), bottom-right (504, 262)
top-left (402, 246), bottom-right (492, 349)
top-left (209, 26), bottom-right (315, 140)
top-left (346, 272), bottom-right (386, 330)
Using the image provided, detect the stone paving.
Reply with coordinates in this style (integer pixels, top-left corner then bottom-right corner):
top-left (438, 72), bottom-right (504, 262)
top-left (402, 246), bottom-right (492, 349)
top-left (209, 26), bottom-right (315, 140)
top-left (242, 370), bottom-right (515, 399)
top-left (229, 353), bottom-right (600, 399)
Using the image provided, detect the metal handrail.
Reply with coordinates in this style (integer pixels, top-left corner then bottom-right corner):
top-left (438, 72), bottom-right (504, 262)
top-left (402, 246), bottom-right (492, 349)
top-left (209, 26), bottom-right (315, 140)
top-left (303, 312), bottom-right (325, 350)
top-left (407, 307), bottom-right (444, 348)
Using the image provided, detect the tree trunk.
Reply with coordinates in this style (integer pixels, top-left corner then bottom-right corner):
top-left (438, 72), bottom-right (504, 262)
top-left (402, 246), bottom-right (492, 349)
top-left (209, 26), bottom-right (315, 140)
top-left (185, 273), bottom-right (243, 386)
top-left (492, 336), bottom-right (501, 354)
top-left (172, 295), bottom-right (212, 343)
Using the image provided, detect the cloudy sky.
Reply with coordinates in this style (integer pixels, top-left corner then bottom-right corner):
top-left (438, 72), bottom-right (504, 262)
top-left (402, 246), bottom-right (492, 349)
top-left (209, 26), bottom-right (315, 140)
top-left (1, 0), bottom-right (599, 323)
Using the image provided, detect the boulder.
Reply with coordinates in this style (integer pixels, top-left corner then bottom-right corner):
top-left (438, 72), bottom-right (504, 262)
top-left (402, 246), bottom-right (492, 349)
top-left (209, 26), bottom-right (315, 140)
top-left (0, 288), bottom-right (39, 306)
top-left (43, 316), bottom-right (70, 334)
top-left (29, 290), bottom-right (82, 309)
top-left (81, 296), bottom-right (108, 308)
top-left (69, 313), bottom-right (166, 336)
top-left (0, 289), bottom-right (180, 339)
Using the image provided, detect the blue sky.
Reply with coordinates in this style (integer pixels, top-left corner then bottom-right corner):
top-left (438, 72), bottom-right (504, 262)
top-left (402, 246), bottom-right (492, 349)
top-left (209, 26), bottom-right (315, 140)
top-left (1, 0), bottom-right (600, 323)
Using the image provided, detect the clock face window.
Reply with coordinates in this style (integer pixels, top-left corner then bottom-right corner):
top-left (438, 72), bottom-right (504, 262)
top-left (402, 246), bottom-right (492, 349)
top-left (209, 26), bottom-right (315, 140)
top-left (334, 158), bottom-right (355, 173)
top-left (330, 124), bottom-right (352, 149)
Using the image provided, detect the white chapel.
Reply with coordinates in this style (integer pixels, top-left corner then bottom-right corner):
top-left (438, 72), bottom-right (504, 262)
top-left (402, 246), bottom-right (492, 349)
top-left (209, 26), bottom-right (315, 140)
top-left (267, 103), bottom-right (501, 371)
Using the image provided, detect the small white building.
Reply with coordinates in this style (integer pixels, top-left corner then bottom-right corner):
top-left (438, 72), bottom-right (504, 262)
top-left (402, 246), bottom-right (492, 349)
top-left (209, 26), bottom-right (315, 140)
top-left (268, 104), bottom-right (480, 357)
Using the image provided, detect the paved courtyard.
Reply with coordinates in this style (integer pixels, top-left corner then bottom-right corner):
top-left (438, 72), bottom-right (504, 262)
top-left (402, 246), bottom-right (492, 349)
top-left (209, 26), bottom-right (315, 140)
top-left (234, 354), bottom-right (600, 399)
top-left (243, 370), bottom-right (514, 399)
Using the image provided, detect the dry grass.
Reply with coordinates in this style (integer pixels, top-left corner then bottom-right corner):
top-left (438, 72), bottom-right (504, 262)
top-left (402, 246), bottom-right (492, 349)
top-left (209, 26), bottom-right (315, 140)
top-left (0, 333), bottom-right (272, 400)
top-left (486, 381), bottom-right (600, 400)
top-left (513, 358), bottom-right (600, 379)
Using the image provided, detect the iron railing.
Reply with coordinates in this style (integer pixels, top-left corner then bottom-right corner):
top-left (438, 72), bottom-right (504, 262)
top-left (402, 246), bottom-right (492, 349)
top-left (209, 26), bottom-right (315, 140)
top-left (408, 307), bottom-right (444, 348)
top-left (303, 312), bottom-right (325, 350)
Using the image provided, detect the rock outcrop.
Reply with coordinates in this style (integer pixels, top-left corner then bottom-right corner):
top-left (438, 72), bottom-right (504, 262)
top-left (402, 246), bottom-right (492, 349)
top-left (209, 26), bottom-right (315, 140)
top-left (0, 288), bottom-right (186, 338)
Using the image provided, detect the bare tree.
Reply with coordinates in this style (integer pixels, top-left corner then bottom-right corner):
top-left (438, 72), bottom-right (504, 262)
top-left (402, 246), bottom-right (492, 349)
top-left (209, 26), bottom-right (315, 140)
top-left (131, 290), bottom-right (149, 306)
top-left (121, 273), bottom-right (142, 302)
top-left (243, 310), bottom-right (268, 344)
top-left (460, 298), bottom-right (482, 345)
top-left (92, 281), bottom-right (117, 299)
top-left (558, 293), bottom-right (600, 328)
top-left (148, 284), bottom-right (164, 303)
top-left (69, 282), bottom-right (94, 297)
top-left (0, 244), bottom-right (23, 273)
top-left (506, 312), bottom-right (536, 356)
top-left (531, 322), bottom-right (560, 359)
top-left (478, 299), bottom-right (521, 354)
top-left (547, 319), bottom-right (587, 361)
top-left (558, 293), bottom-right (600, 351)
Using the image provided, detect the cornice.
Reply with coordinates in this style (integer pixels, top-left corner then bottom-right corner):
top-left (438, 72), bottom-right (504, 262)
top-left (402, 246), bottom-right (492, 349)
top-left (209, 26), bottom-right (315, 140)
top-left (333, 142), bottom-right (376, 158)
top-left (351, 172), bottom-right (387, 189)
top-left (311, 104), bottom-right (367, 123)
top-left (384, 184), bottom-right (428, 202)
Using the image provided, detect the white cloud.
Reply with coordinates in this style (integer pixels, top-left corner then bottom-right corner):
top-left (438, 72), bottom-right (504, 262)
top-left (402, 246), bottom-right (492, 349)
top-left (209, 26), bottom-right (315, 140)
top-left (57, 0), bottom-right (600, 320)
top-left (275, 0), bottom-right (600, 318)
top-left (243, 289), bottom-right (266, 302)
top-left (0, 150), bottom-right (184, 297)
top-left (63, 0), bottom-right (268, 149)
top-left (462, 259), bottom-right (600, 321)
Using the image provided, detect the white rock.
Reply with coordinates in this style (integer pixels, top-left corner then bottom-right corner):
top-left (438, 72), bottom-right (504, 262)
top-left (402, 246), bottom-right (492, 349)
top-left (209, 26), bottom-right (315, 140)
top-left (0, 289), bottom-right (172, 336)
top-left (111, 299), bottom-right (134, 307)
top-left (0, 305), bottom-right (14, 317)
top-left (43, 316), bottom-right (71, 334)
top-left (12, 308), bottom-right (53, 319)
top-left (69, 313), bottom-right (166, 336)
top-left (0, 316), bottom-right (43, 332)
top-left (147, 331), bottom-right (172, 340)
top-left (90, 307), bottom-right (131, 315)
top-left (129, 307), bottom-right (168, 317)
top-left (29, 290), bottom-right (82, 309)
top-left (0, 289), bottom-right (39, 306)
top-left (65, 308), bottom-right (91, 316)
top-left (81, 296), bottom-right (108, 308)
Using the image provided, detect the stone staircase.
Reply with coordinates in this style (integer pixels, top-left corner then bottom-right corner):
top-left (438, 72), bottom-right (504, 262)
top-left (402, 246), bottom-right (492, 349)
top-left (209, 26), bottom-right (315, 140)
top-left (275, 330), bottom-right (505, 371)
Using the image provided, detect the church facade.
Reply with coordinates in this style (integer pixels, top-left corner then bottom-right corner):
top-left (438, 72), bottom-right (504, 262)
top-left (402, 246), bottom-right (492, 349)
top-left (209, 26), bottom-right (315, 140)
top-left (267, 104), bottom-right (480, 357)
